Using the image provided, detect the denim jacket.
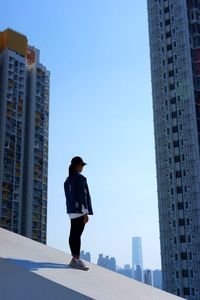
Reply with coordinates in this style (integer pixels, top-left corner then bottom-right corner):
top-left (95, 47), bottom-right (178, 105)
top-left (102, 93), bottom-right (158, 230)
top-left (64, 172), bottom-right (93, 215)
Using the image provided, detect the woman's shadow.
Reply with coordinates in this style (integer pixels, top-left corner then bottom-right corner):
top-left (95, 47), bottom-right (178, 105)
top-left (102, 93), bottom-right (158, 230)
top-left (4, 258), bottom-right (71, 271)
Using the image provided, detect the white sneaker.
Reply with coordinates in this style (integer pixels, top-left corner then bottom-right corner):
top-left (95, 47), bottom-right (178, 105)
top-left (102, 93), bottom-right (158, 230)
top-left (69, 258), bottom-right (89, 271)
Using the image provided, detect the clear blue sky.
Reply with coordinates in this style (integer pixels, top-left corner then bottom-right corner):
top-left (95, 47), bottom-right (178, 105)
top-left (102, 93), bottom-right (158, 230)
top-left (1, 0), bottom-right (161, 269)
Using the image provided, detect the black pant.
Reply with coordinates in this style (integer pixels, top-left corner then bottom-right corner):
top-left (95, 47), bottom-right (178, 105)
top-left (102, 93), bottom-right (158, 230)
top-left (69, 216), bottom-right (85, 257)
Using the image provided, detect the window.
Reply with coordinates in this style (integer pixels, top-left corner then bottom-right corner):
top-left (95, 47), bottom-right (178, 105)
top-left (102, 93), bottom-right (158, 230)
top-left (180, 235), bottom-right (186, 243)
top-left (164, 7), bottom-right (169, 13)
top-left (173, 126), bottom-right (178, 133)
top-left (166, 31), bottom-right (171, 38)
top-left (174, 141), bottom-right (179, 147)
top-left (168, 57), bottom-right (173, 64)
top-left (174, 156), bottom-right (180, 162)
top-left (177, 186), bottom-right (183, 193)
top-left (179, 219), bottom-right (185, 226)
top-left (183, 288), bottom-right (190, 296)
top-left (171, 97), bottom-right (176, 104)
top-left (182, 270), bottom-right (189, 277)
top-left (178, 202), bottom-right (184, 209)
top-left (165, 19), bottom-right (170, 26)
top-left (176, 171), bottom-right (181, 178)
top-left (172, 111), bottom-right (177, 118)
top-left (181, 252), bottom-right (187, 260)
top-left (169, 70), bottom-right (174, 77)
top-left (167, 44), bottom-right (172, 51)
top-left (170, 83), bottom-right (175, 90)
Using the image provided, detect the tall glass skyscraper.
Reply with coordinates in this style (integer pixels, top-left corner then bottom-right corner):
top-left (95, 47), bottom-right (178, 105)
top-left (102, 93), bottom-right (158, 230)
top-left (147, 1), bottom-right (200, 299)
top-left (132, 237), bottom-right (143, 282)
top-left (0, 29), bottom-right (49, 244)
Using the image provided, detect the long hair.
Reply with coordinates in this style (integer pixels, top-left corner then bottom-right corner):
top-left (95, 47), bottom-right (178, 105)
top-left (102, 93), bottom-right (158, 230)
top-left (68, 164), bottom-right (76, 178)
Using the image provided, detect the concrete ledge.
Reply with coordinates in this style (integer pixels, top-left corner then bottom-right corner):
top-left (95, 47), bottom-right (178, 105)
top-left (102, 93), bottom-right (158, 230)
top-left (0, 228), bottom-right (184, 300)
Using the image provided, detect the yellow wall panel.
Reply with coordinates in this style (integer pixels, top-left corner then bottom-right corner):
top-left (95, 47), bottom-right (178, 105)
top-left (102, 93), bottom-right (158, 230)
top-left (0, 28), bottom-right (28, 56)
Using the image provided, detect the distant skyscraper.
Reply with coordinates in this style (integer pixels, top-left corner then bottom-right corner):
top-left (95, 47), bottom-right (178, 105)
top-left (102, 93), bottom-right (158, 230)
top-left (0, 28), bottom-right (49, 243)
top-left (80, 251), bottom-right (91, 262)
top-left (97, 254), bottom-right (116, 272)
top-left (132, 237), bottom-right (143, 282)
top-left (144, 269), bottom-right (153, 286)
top-left (147, 1), bottom-right (200, 298)
top-left (153, 270), bottom-right (162, 290)
top-left (109, 257), bottom-right (117, 271)
top-left (134, 265), bottom-right (143, 282)
top-left (117, 264), bottom-right (133, 279)
top-left (124, 264), bottom-right (133, 278)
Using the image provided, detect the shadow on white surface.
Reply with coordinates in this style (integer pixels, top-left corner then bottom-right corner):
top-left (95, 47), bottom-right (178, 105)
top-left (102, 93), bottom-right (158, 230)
top-left (4, 258), bottom-right (71, 271)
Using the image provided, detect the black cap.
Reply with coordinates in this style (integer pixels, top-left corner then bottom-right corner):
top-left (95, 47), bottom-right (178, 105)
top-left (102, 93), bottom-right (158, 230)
top-left (71, 156), bottom-right (87, 166)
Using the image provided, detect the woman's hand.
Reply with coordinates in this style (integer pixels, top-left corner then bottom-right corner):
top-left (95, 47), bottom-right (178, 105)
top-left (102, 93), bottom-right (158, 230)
top-left (84, 214), bottom-right (89, 224)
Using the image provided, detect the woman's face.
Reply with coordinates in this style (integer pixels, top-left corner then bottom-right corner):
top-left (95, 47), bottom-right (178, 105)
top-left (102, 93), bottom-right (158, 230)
top-left (75, 164), bottom-right (84, 173)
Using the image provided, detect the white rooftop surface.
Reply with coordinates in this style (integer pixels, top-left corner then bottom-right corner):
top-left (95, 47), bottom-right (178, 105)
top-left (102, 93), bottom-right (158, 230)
top-left (0, 228), bottom-right (184, 300)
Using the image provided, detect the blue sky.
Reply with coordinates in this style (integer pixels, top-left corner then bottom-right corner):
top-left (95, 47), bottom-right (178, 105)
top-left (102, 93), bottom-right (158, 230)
top-left (1, 1), bottom-right (160, 269)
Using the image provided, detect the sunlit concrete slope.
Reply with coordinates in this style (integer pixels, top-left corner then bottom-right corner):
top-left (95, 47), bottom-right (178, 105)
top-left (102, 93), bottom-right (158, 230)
top-left (0, 228), bottom-right (184, 300)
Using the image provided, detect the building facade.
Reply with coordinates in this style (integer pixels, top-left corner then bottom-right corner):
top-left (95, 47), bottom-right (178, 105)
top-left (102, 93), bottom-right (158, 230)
top-left (80, 251), bottom-right (91, 262)
top-left (144, 269), bottom-right (153, 286)
top-left (117, 264), bottom-right (133, 278)
top-left (153, 269), bottom-right (162, 290)
top-left (0, 28), bottom-right (49, 244)
top-left (147, 1), bottom-right (200, 298)
top-left (132, 237), bottom-right (143, 282)
top-left (97, 254), bottom-right (117, 271)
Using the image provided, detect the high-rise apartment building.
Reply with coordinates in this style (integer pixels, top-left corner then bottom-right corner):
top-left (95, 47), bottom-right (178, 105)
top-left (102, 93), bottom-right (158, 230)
top-left (0, 28), bottom-right (49, 244)
top-left (132, 237), bottom-right (143, 282)
top-left (147, 1), bottom-right (200, 298)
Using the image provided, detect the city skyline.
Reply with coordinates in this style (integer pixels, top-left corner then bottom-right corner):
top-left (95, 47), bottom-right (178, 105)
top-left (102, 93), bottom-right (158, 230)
top-left (1, 1), bottom-right (160, 269)
top-left (92, 248), bottom-right (162, 289)
top-left (148, 0), bottom-right (200, 299)
top-left (132, 237), bottom-right (143, 282)
top-left (0, 28), bottom-right (49, 243)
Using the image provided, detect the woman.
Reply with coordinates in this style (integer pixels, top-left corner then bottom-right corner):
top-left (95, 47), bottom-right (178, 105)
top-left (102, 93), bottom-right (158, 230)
top-left (64, 156), bottom-right (93, 270)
